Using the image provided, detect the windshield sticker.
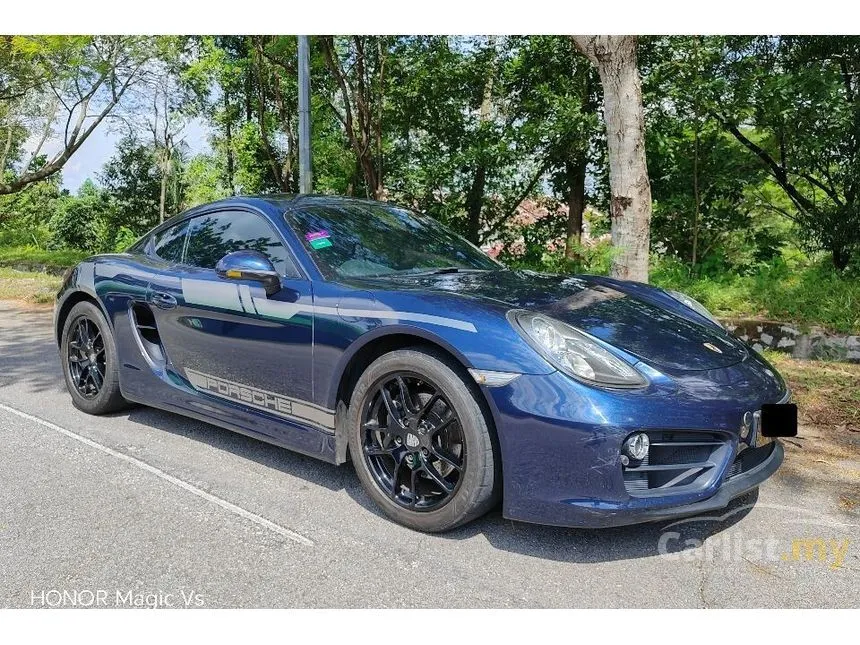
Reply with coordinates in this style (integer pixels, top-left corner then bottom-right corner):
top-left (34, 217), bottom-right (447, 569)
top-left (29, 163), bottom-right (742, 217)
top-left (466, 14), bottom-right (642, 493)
top-left (309, 237), bottom-right (333, 250)
top-left (305, 230), bottom-right (330, 242)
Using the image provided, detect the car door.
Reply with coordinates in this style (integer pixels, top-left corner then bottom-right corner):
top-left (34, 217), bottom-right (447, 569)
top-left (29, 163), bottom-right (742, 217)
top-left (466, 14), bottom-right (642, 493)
top-left (146, 208), bottom-right (320, 429)
top-left (113, 217), bottom-right (191, 402)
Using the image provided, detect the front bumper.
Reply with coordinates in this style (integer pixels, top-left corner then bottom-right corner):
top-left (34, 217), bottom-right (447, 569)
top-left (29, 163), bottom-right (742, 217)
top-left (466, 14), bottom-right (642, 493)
top-left (481, 361), bottom-right (787, 529)
top-left (550, 441), bottom-right (783, 528)
top-left (625, 440), bottom-right (783, 525)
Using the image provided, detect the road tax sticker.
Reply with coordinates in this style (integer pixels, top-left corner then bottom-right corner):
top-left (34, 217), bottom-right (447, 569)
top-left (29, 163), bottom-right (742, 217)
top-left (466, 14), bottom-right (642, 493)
top-left (309, 237), bottom-right (332, 249)
top-left (306, 230), bottom-right (332, 249)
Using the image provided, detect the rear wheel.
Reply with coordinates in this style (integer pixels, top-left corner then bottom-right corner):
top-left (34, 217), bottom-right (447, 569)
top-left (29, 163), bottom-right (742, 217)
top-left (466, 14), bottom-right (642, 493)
top-left (348, 348), bottom-right (498, 532)
top-left (60, 301), bottom-right (128, 415)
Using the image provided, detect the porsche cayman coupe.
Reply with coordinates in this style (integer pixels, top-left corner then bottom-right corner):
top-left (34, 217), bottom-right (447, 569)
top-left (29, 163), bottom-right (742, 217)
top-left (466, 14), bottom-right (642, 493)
top-left (54, 195), bottom-right (794, 532)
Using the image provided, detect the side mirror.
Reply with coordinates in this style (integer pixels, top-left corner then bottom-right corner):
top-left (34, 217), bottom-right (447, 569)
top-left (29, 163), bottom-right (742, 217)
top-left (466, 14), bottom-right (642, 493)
top-left (216, 250), bottom-right (281, 296)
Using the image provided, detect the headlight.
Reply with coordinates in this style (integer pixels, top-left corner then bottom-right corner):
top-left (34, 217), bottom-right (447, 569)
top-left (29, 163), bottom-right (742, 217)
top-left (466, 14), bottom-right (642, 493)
top-left (665, 289), bottom-right (721, 326)
top-left (510, 311), bottom-right (646, 387)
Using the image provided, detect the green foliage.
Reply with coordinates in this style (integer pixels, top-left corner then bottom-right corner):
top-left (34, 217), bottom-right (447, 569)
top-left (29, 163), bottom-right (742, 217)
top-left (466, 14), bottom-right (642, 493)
top-left (98, 136), bottom-right (164, 233)
top-left (183, 154), bottom-right (229, 207)
top-left (3, 33), bottom-right (860, 333)
top-left (0, 245), bottom-right (87, 269)
top-left (112, 227), bottom-right (140, 253)
top-left (651, 254), bottom-right (860, 334)
top-left (0, 171), bottom-right (64, 246)
top-left (1, 36), bottom-right (161, 195)
top-left (47, 180), bottom-right (114, 253)
top-left (496, 200), bottom-right (617, 275)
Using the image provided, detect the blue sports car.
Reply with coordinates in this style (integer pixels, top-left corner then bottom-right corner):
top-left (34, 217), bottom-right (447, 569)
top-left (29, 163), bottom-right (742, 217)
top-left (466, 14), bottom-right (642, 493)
top-left (54, 195), bottom-right (794, 532)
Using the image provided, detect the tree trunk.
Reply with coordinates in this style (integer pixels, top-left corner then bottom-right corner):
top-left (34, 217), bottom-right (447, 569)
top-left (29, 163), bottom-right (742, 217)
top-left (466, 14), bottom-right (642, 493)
top-left (564, 155), bottom-right (587, 259)
top-left (464, 37), bottom-right (498, 245)
top-left (224, 92), bottom-right (235, 196)
top-left (159, 155), bottom-right (168, 223)
top-left (571, 35), bottom-right (652, 282)
top-left (465, 166), bottom-right (486, 244)
top-left (833, 244), bottom-right (850, 271)
top-left (321, 36), bottom-right (385, 201)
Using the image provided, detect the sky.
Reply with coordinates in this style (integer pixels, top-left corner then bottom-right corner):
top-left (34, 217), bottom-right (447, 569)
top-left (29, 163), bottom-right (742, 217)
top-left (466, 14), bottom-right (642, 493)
top-left (33, 117), bottom-right (212, 194)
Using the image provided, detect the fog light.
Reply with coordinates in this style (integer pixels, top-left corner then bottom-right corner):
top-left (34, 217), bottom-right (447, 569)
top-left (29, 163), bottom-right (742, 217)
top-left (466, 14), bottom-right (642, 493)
top-left (623, 432), bottom-right (650, 461)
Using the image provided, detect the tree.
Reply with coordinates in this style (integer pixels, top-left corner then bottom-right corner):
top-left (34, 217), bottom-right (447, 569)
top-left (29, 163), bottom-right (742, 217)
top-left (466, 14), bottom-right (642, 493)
top-left (320, 35), bottom-right (391, 200)
top-left (186, 36), bottom-right (305, 195)
top-left (98, 134), bottom-right (164, 234)
top-left (0, 164), bottom-right (64, 245)
top-left (183, 153), bottom-right (229, 207)
top-left (0, 36), bottom-right (157, 195)
top-left (507, 36), bottom-right (600, 259)
top-left (706, 36), bottom-right (860, 270)
top-left (572, 36), bottom-right (653, 282)
top-left (145, 63), bottom-right (187, 222)
top-left (383, 36), bottom-right (548, 245)
top-left (48, 179), bottom-right (114, 252)
top-left (641, 36), bottom-right (773, 273)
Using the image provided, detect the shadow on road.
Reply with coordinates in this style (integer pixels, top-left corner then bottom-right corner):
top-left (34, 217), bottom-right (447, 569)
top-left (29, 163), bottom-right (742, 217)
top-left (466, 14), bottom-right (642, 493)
top-left (124, 405), bottom-right (353, 494)
top-left (0, 303), bottom-right (63, 395)
top-left (1, 300), bottom-right (759, 564)
top-left (127, 402), bottom-right (757, 564)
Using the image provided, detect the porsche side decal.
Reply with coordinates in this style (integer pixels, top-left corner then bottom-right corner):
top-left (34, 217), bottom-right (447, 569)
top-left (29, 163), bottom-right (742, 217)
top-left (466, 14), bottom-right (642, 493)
top-left (185, 368), bottom-right (335, 432)
top-left (181, 278), bottom-right (477, 332)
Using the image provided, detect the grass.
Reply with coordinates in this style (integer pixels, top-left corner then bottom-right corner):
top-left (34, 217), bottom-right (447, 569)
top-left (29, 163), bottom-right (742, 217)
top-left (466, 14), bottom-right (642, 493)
top-left (0, 245), bottom-right (88, 272)
top-left (651, 257), bottom-right (860, 334)
top-left (0, 267), bottom-right (62, 304)
top-left (763, 352), bottom-right (860, 495)
top-left (765, 352), bottom-right (860, 429)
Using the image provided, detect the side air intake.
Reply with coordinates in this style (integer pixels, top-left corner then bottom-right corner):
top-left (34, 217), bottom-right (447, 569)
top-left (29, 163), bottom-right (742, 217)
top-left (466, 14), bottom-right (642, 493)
top-left (129, 303), bottom-right (166, 366)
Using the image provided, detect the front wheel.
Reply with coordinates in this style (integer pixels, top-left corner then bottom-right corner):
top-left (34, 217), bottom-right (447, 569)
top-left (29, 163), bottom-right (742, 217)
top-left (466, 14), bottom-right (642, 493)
top-left (348, 348), bottom-right (498, 532)
top-left (60, 300), bottom-right (128, 415)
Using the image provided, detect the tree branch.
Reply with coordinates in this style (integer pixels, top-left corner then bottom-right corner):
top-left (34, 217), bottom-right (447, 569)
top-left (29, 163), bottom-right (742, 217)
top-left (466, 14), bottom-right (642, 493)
top-left (0, 53), bottom-right (147, 195)
top-left (0, 122), bottom-right (14, 176)
top-left (715, 112), bottom-right (817, 215)
top-left (22, 97), bottom-right (59, 171)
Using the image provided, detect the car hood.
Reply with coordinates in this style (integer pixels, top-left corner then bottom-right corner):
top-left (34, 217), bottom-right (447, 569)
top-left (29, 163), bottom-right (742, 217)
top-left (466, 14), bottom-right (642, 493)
top-left (346, 269), bottom-right (748, 372)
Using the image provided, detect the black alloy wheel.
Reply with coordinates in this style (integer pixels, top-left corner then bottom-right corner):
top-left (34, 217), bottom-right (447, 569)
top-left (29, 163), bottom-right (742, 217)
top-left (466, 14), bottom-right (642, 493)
top-left (348, 348), bottom-right (498, 532)
top-left (361, 372), bottom-right (465, 511)
top-left (60, 300), bottom-right (128, 415)
top-left (67, 317), bottom-right (106, 399)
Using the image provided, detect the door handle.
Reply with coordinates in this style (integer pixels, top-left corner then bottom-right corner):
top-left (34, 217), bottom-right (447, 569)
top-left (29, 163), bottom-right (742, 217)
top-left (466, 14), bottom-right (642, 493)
top-left (150, 292), bottom-right (177, 310)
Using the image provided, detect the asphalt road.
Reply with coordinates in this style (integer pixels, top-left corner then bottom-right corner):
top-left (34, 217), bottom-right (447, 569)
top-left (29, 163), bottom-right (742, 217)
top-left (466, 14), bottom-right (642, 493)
top-left (0, 301), bottom-right (857, 608)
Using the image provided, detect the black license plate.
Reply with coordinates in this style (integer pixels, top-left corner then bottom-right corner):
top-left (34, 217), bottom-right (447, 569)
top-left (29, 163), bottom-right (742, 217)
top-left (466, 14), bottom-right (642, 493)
top-left (760, 403), bottom-right (798, 437)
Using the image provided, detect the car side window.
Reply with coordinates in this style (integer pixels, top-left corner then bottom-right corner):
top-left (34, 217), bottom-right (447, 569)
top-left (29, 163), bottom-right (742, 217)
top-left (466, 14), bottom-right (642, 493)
top-left (150, 220), bottom-right (190, 263)
top-left (183, 210), bottom-right (298, 278)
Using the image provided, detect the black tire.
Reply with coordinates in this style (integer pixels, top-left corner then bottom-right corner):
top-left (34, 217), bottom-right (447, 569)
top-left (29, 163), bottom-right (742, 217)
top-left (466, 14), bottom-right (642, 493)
top-left (348, 348), bottom-right (498, 532)
top-left (60, 300), bottom-right (128, 415)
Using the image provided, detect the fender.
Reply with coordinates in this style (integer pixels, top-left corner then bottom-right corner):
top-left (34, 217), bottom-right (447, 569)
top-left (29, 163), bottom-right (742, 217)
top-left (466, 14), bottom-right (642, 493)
top-left (327, 322), bottom-right (510, 467)
top-left (324, 322), bottom-right (476, 412)
top-left (53, 261), bottom-right (111, 344)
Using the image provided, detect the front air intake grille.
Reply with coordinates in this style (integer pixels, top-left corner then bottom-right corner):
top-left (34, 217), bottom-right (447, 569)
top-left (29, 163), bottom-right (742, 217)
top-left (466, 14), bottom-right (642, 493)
top-left (725, 440), bottom-right (775, 481)
top-left (623, 431), bottom-right (732, 497)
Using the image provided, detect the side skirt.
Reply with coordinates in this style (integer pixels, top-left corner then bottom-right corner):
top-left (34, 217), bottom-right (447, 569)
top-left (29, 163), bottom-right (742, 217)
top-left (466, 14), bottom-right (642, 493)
top-left (122, 393), bottom-right (340, 465)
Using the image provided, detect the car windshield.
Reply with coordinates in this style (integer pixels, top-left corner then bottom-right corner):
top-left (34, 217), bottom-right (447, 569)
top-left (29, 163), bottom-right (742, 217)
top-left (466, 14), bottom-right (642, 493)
top-left (284, 202), bottom-right (502, 279)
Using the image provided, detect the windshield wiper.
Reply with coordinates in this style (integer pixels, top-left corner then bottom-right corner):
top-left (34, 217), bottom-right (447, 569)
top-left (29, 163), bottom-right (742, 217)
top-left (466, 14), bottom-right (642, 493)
top-left (399, 266), bottom-right (493, 276)
top-left (426, 266), bottom-right (462, 274)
